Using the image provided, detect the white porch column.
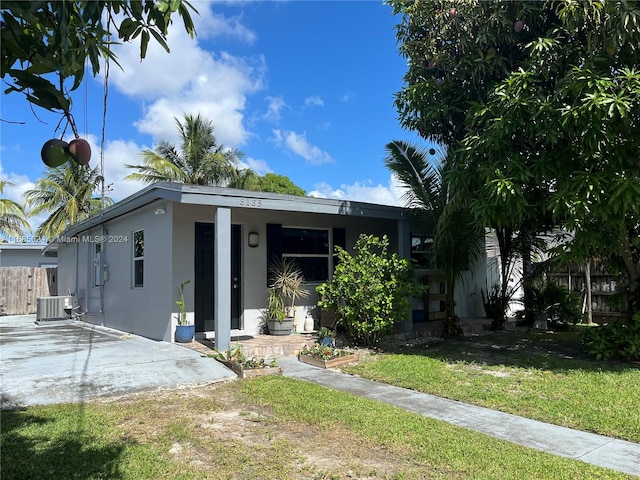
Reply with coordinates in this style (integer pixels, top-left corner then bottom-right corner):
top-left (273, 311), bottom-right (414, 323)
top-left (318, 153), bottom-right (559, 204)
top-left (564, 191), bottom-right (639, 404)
top-left (214, 207), bottom-right (231, 351)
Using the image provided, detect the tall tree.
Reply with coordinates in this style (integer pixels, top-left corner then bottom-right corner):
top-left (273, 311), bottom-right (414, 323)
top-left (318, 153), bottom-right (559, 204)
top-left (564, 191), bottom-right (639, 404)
top-left (23, 163), bottom-right (112, 240)
top-left (124, 114), bottom-right (242, 186)
top-left (390, 0), bottom-right (640, 315)
top-left (0, 180), bottom-right (30, 239)
top-left (384, 140), bottom-right (483, 336)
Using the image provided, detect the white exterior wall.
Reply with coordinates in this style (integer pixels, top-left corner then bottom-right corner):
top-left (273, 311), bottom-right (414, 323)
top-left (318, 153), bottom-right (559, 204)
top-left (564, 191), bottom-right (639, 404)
top-left (58, 201), bottom-right (174, 341)
top-left (172, 203), bottom-right (401, 337)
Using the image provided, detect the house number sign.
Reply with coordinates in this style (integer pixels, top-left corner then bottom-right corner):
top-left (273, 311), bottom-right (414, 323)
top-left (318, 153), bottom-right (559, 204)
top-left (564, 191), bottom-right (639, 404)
top-left (239, 198), bottom-right (262, 207)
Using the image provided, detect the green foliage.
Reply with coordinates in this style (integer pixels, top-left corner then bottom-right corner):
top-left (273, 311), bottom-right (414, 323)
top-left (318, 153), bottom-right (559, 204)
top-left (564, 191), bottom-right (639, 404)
top-left (584, 312), bottom-right (640, 362)
top-left (175, 280), bottom-right (191, 326)
top-left (209, 344), bottom-right (278, 369)
top-left (125, 113), bottom-right (242, 186)
top-left (1, 1), bottom-right (196, 117)
top-left (260, 288), bottom-right (287, 322)
top-left (316, 234), bottom-right (420, 347)
top-left (254, 173), bottom-right (306, 196)
top-left (529, 280), bottom-right (585, 325)
top-left (23, 162), bottom-right (113, 240)
top-left (0, 180), bottom-right (30, 238)
top-left (390, 0), bottom-right (640, 312)
top-left (300, 343), bottom-right (350, 361)
top-left (384, 141), bottom-right (483, 335)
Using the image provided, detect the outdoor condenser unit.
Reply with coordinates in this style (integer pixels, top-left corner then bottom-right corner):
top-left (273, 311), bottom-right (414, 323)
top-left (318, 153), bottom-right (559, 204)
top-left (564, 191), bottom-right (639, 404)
top-left (36, 296), bottom-right (73, 323)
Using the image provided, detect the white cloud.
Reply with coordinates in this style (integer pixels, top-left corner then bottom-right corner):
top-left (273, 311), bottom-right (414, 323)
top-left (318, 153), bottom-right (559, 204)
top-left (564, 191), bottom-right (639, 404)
top-left (241, 156), bottom-right (270, 175)
top-left (195, 9), bottom-right (257, 44)
top-left (308, 175), bottom-right (405, 207)
top-left (106, 3), bottom-right (264, 147)
top-left (100, 139), bottom-right (148, 201)
top-left (262, 96), bottom-right (286, 124)
top-left (304, 95), bottom-right (324, 107)
top-left (272, 129), bottom-right (333, 165)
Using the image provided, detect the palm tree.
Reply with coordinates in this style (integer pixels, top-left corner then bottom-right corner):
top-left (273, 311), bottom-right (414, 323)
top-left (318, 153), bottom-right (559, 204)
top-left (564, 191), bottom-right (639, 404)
top-left (23, 162), bottom-right (112, 240)
top-left (124, 113), bottom-right (241, 186)
top-left (0, 180), bottom-right (30, 239)
top-left (384, 140), bottom-right (483, 336)
top-left (227, 167), bottom-right (261, 190)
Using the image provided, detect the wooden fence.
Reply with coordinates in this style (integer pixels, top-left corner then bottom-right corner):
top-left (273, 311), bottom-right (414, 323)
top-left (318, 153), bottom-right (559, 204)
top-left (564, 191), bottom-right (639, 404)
top-left (0, 267), bottom-right (58, 315)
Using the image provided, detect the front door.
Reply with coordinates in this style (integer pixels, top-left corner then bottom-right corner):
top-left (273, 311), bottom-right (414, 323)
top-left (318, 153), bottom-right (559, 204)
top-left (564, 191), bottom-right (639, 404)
top-left (194, 223), bottom-right (241, 332)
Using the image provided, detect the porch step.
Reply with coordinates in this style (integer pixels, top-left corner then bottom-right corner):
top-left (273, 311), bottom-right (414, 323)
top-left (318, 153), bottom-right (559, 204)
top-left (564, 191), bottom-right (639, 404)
top-left (238, 333), bottom-right (317, 359)
top-left (183, 333), bottom-right (318, 359)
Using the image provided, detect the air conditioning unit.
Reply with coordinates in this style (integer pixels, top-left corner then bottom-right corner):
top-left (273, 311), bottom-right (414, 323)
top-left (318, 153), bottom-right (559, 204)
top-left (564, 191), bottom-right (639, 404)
top-left (36, 296), bottom-right (73, 323)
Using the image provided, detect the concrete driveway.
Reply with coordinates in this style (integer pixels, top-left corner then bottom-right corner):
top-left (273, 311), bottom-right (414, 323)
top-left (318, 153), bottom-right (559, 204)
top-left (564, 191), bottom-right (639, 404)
top-left (0, 315), bottom-right (235, 407)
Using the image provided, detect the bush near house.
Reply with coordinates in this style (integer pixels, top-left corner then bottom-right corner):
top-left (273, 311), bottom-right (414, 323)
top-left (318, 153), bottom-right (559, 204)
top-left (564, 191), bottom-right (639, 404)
top-left (583, 311), bottom-right (640, 361)
top-left (317, 234), bottom-right (421, 348)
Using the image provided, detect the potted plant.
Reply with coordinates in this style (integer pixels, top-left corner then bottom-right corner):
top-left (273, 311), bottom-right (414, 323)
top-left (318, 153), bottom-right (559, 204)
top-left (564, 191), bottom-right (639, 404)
top-left (261, 258), bottom-right (310, 335)
top-left (260, 287), bottom-right (292, 335)
top-left (175, 280), bottom-right (195, 343)
top-left (317, 326), bottom-right (335, 346)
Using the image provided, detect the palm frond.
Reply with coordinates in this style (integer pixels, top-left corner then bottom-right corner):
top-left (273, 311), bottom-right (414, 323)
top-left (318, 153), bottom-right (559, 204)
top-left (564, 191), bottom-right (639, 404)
top-left (0, 180), bottom-right (31, 236)
top-left (24, 163), bottom-right (107, 241)
top-left (124, 113), bottom-right (241, 187)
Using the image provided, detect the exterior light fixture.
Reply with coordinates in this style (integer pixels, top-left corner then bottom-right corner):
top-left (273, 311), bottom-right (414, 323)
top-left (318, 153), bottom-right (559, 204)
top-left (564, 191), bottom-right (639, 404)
top-left (248, 231), bottom-right (259, 248)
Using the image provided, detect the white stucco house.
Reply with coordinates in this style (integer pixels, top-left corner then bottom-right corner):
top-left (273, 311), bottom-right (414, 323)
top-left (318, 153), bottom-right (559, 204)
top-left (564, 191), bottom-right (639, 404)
top-left (45, 182), bottom-right (486, 350)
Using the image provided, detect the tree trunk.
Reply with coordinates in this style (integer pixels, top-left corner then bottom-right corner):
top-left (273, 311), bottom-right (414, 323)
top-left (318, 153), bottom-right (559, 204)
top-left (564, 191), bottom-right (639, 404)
top-left (521, 233), bottom-right (535, 326)
top-left (584, 260), bottom-right (593, 325)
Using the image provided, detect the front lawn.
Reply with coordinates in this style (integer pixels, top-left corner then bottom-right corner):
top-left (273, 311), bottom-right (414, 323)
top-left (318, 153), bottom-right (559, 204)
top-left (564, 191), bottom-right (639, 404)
top-left (344, 330), bottom-right (640, 442)
top-left (1, 377), bottom-right (633, 479)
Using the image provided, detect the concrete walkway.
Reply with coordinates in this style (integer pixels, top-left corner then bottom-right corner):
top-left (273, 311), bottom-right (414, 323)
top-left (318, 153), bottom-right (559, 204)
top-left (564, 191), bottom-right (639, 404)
top-left (278, 357), bottom-right (640, 477)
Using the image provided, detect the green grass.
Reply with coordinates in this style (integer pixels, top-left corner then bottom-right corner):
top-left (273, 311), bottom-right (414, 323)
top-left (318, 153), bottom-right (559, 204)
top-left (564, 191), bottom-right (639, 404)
top-left (2, 376), bottom-right (635, 479)
top-left (0, 403), bottom-right (187, 480)
top-left (343, 331), bottom-right (640, 442)
top-left (243, 376), bottom-right (633, 479)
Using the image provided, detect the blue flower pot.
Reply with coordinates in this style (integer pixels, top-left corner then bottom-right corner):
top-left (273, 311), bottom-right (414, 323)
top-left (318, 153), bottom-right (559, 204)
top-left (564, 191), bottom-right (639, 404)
top-left (320, 336), bottom-right (333, 347)
top-left (175, 324), bottom-right (195, 343)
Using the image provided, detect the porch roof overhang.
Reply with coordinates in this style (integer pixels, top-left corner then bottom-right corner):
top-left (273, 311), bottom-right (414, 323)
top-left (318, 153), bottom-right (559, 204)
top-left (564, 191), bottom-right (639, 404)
top-left (44, 182), bottom-right (408, 254)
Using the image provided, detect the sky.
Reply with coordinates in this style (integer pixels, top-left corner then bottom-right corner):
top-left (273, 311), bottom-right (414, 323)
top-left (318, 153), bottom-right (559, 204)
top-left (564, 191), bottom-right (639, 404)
top-left (1, 0), bottom-right (426, 236)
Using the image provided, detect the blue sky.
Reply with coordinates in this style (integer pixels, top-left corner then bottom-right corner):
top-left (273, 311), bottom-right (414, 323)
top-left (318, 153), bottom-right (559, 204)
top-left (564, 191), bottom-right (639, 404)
top-left (1, 1), bottom-right (424, 233)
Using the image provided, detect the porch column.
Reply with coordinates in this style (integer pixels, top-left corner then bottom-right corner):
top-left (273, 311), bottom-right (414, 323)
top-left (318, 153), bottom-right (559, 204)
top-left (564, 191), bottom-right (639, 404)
top-left (397, 218), bottom-right (411, 260)
top-left (214, 207), bottom-right (231, 351)
top-left (396, 218), bottom-right (414, 334)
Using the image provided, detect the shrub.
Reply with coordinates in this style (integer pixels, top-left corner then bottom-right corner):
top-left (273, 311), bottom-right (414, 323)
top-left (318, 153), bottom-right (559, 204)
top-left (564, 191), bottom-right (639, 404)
top-left (316, 234), bottom-right (421, 347)
top-left (583, 311), bottom-right (640, 361)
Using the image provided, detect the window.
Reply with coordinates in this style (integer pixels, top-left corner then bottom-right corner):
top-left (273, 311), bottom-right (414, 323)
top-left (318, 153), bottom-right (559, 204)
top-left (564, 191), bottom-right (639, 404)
top-left (411, 234), bottom-right (433, 268)
top-left (282, 227), bottom-right (329, 282)
top-left (133, 229), bottom-right (144, 287)
top-left (93, 242), bottom-right (102, 287)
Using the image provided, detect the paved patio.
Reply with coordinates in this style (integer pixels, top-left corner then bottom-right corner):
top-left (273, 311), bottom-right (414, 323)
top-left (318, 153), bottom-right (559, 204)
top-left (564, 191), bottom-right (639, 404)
top-left (0, 315), bottom-right (236, 407)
